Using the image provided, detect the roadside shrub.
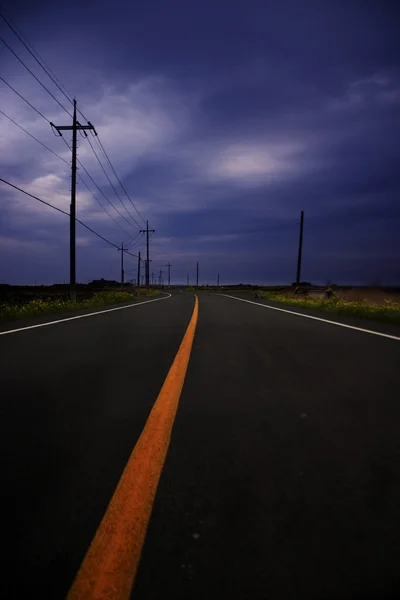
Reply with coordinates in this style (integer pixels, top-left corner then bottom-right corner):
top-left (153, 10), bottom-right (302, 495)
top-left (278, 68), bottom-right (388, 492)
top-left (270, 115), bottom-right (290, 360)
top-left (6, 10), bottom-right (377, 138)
top-left (145, 289), bottom-right (161, 298)
top-left (0, 290), bottom-right (137, 322)
top-left (262, 293), bottom-right (400, 325)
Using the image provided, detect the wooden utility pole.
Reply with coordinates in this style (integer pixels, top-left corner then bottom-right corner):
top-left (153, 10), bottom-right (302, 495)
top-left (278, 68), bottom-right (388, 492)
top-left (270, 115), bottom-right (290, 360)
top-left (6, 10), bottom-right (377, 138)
top-left (296, 210), bottom-right (304, 287)
top-left (196, 262), bottom-right (199, 288)
top-left (217, 273), bottom-right (220, 287)
top-left (137, 251), bottom-right (141, 291)
top-left (119, 241), bottom-right (125, 287)
top-left (139, 220), bottom-right (155, 289)
top-left (51, 100), bottom-right (96, 302)
top-left (165, 262), bottom-right (172, 287)
top-left (187, 273), bottom-right (189, 287)
top-left (118, 241), bottom-right (130, 287)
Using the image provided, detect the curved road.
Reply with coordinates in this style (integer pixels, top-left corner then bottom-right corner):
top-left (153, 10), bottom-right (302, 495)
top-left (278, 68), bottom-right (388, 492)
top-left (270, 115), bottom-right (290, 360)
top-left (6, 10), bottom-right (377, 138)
top-left (1, 292), bottom-right (399, 599)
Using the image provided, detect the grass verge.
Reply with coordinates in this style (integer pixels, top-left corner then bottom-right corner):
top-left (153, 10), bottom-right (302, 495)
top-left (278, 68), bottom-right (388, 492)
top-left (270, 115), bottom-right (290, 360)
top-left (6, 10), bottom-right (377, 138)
top-left (0, 289), bottom-right (160, 323)
top-left (251, 292), bottom-right (400, 325)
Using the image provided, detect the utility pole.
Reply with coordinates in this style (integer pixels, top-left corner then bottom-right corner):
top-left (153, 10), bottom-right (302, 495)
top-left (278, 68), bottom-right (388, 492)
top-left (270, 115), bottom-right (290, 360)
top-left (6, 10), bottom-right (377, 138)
top-left (187, 273), bottom-right (189, 287)
top-left (196, 262), bottom-right (199, 288)
top-left (140, 258), bottom-right (151, 286)
top-left (51, 100), bottom-right (96, 302)
top-left (217, 273), bottom-right (220, 287)
top-left (296, 210), bottom-right (304, 287)
top-left (120, 242), bottom-right (124, 287)
top-left (137, 251), bottom-right (141, 291)
top-left (165, 262), bottom-right (172, 287)
top-left (118, 241), bottom-right (128, 287)
top-left (139, 220), bottom-right (155, 289)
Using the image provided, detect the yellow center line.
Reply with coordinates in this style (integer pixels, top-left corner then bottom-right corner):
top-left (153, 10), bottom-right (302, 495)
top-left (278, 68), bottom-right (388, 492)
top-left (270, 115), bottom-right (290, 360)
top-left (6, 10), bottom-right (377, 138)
top-left (66, 295), bottom-right (199, 600)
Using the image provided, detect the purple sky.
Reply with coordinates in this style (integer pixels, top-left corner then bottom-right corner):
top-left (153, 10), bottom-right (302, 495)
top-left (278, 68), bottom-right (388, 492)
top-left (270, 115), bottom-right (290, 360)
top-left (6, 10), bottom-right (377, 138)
top-left (1, 0), bottom-right (399, 286)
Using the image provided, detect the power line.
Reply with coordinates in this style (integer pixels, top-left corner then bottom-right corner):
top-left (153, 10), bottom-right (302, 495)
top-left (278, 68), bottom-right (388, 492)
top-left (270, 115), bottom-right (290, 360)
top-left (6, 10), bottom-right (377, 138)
top-left (0, 108), bottom-right (69, 164)
top-left (0, 76), bottom-right (126, 237)
top-left (57, 139), bottom-right (133, 240)
top-left (59, 136), bottom-right (139, 232)
top-left (0, 12), bottom-right (74, 106)
top-left (0, 177), bottom-right (122, 250)
top-left (1, 13), bottom-right (150, 230)
top-left (54, 121), bottom-right (137, 241)
top-left (1, 14), bottom-right (150, 228)
top-left (1, 71), bottom-right (138, 238)
top-left (0, 11), bottom-right (89, 123)
top-left (0, 34), bottom-right (72, 117)
top-left (78, 219), bottom-right (121, 250)
top-left (0, 22), bottom-right (149, 237)
top-left (128, 239), bottom-right (143, 250)
top-left (86, 135), bottom-right (141, 228)
top-left (0, 12), bottom-right (72, 99)
top-left (96, 135), bottom-right (147, 226)
top-left (0, 75), bottom-right (51, 123)
top-left (0, 106), bottom-right (135, 240)
top-left (77, 157), bottom-right (139, 230)
top-left (130, 231), bottom-right (142, 244)
top-left (125, 231), bottom-right (142, 249)
top-left (77, 174), bottom-right (138, 242)
top-left (0, 40), bottom-right (141, 250)
top-left (1, 177), bottom-right (68, 216)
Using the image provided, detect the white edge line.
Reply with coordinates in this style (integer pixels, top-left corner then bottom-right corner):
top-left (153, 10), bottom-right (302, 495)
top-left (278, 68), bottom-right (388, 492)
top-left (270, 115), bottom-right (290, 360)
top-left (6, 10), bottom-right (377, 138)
top-left (217, 294), bottom-right (400, 342)
top-left (0, 293), bottom-right (172, 336)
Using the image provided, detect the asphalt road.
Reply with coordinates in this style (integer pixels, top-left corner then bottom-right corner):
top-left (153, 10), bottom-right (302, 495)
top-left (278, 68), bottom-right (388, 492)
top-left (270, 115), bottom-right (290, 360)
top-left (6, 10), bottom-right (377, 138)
top-left (2, 292), bottom-right (400, 599)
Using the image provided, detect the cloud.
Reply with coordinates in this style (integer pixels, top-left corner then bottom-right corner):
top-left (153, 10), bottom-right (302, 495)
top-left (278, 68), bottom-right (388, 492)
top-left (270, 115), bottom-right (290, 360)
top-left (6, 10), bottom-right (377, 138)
top-left (76, 78), bottom-right (194, 176)
top-left (0, 234), bottom-right (55, 255)
top-left (326, 71), bottom-right (400, 112)
top-left (0, 74), bottom-right (197, 236)
top-left (76, 236), bottom-right (91, 247)
top-left (1, 3), bottom-right (399, 286)
top-left (208, 141), bottom-right (304, 184)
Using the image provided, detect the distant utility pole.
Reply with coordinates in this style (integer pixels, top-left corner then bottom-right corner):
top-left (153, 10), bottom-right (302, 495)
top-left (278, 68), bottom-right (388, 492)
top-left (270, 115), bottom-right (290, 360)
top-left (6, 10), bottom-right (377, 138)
top-left (159, 269), bottom-right (163, 287)
top-left (145, 259), bottom-right (152, 285)
top-left (196, 262), bottom-right (199, 288)
top-left (165, 262), bottom-right (172, 287)
top-left (296, 210), bottom-right (304, 287)
top-left (51, 100), bottom-right (96, 302)
top-left (137, 251), bottom-right (141, 291)
top-left (139, 220), bottom-right (155, 289)
top-left (217, 273), bottom-right (220, 287)
top-left (187, 273), bottom-right (189, 287)
top-left (118, 241), bottom-right (129, 287)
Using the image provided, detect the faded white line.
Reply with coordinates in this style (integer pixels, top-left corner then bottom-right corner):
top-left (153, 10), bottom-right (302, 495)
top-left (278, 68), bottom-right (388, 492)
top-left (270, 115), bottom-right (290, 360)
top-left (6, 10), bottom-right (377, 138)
top-left (0, 294), bottom-right (171, 337)
top-left (218, 294), bottom-right (400, 342)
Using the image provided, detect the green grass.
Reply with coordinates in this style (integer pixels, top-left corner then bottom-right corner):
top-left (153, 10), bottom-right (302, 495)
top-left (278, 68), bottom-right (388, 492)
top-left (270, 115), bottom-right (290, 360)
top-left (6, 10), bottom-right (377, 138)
top-left (144, 289), bottom-right (161, 298)
top-left (0, 289), bottom-right (160, 323)
top-left (253, 292), bottom-right (400, 325)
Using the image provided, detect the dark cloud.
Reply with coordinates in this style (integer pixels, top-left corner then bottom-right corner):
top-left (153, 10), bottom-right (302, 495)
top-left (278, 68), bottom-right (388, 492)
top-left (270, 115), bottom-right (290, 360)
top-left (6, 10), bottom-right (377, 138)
top-left (0, 0), bottom-right (399, 284)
